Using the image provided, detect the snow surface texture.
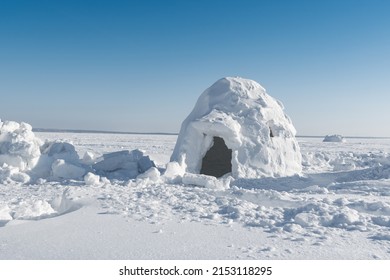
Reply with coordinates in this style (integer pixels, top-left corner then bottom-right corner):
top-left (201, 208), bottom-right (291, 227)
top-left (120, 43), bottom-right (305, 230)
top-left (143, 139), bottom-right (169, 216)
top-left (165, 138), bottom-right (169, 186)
top-left (323, 134), bottom-right (346, 143)
top-left (1, 122), bottom-right (390, 259)
top-left (171, 77), bottom-right (302, 178)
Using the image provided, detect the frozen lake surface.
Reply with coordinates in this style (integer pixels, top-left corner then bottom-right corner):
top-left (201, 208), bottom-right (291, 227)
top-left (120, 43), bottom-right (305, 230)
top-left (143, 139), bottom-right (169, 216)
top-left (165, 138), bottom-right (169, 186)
top-left (1, 132), bottom-right (390, 259)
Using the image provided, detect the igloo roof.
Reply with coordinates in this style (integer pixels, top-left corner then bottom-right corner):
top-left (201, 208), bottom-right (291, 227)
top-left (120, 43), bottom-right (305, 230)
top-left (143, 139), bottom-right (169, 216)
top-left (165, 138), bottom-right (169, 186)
top-left (171, 77), bottom-right (302, 178)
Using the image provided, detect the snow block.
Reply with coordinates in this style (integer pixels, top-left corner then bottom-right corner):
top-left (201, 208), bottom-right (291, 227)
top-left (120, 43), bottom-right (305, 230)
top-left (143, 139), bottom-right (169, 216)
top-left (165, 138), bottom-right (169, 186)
top-left (93, 150), bottom-right (143, 172)
top-left (84, 172), bottom-right (100, 185)
top-left (93, 149), bottom-right (155, 179)
top-left (182, 173), bottom-right (231, 189)
top-left (82, 151), bottom-right (96, 164)
top-left (136, 167), bottom-right (160, 182)
top-left (164, 161), bottom-right (185, 178)
top-left (41, 142), bottom-right (78, 160)
top-left (32, 140), bottom-right (83, 180)
top-left (171, 77), bottom-right (302, 178)
top-left (52, 159), bottom-right (86, 180)
top-left (138, 155), bottom-right (155, 173)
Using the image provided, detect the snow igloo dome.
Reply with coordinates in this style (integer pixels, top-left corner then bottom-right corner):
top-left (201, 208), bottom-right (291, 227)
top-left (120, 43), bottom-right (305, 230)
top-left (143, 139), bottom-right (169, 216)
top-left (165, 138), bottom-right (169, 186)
top-left (170, 77), bottom-right (302, 178)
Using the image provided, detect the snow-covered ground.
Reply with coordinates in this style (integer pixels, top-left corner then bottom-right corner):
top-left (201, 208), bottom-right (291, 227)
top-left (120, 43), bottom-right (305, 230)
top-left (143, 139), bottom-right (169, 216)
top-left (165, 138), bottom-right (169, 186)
top-left (1, 132), bottom-right (390, 259)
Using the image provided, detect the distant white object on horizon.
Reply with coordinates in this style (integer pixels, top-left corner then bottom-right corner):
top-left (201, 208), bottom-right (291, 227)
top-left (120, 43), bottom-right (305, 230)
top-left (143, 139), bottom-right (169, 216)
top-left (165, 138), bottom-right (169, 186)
top-left (323, 134), bottom-right (346, 143)
top-left (170, 77), bottom-right (302, 178)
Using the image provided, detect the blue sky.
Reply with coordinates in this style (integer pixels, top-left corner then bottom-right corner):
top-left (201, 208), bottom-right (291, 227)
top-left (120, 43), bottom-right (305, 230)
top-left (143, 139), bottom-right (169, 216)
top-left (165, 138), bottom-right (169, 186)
top-left (1, 0), bottom-right (389, 136)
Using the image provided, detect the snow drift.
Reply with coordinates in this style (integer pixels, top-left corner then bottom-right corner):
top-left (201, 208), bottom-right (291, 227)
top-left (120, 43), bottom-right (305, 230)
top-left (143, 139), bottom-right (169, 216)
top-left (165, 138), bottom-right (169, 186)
top-left (171, 77), bottom-right (302, 178)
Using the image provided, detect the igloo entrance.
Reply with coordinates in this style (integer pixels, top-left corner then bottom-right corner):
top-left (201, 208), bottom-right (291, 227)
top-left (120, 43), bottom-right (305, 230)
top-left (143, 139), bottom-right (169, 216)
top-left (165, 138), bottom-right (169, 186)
top-left (200, 136), bottom-right (232, 177)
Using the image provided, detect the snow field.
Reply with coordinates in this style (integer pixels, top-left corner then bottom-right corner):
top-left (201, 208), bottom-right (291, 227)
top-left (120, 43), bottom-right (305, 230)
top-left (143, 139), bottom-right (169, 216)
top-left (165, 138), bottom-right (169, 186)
top-left (1, 127), bottom-right (390, 258)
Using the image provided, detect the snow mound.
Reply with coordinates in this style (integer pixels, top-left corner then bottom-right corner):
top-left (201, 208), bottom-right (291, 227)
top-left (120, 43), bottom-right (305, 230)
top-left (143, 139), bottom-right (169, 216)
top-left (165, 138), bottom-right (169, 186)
top-left (0, 120), bottom-right (42, 170)
top-left (0, 119), bottom-right (157, 183)
top-left (323, 134), bottom-right (346, 143)
top-left (171, 77), bottom-right (302, 178)
top-left (12, 200), bottom-right (56, 220)
top-left (32, 140), bottom-right (86, 180)
top-left (52, 159), bottom-right (86, 180)
top-left (40, 141), bottom-right (80, 163)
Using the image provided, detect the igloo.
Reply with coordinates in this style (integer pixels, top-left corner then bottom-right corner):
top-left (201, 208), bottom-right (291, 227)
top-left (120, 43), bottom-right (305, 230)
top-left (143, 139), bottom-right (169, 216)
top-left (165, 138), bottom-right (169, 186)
top-left (170, 77), bottom-right (302, 178)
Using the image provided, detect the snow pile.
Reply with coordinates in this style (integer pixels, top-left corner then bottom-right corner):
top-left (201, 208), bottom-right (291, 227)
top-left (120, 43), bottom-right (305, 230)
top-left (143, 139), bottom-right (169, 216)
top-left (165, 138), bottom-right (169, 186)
top-left (0, 119), bottom-right (157, 183)
top-left (12, 199), bottom-right (57, 220)
top-left (0, 120), bottom-right (43, 183)
top-left (323, 134), bottom-right (346, 143)
top-left (0, 120), bottom-right (86, 182)
top-left (0, 120), bottom-right (42, 170)
top-left (33, 141), bottom-right (86, 180)
top-left (171, 77), bottom-right (302, 178)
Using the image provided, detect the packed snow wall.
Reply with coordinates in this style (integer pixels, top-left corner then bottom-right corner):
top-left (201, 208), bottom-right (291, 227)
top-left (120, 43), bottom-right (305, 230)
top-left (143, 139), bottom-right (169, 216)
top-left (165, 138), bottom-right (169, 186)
top-left (170, 77), bottom-right (302, 178)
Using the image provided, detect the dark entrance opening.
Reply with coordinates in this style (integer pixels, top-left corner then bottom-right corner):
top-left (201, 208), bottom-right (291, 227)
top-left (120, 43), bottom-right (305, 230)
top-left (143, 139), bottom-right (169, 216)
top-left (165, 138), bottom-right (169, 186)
top-left (200, 136), bottom-right (232, 178)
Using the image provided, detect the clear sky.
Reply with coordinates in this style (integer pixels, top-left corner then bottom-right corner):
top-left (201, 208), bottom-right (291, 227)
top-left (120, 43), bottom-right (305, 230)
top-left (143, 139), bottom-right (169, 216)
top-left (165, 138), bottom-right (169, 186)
top-left (1, 0), bottom-right (389, 136)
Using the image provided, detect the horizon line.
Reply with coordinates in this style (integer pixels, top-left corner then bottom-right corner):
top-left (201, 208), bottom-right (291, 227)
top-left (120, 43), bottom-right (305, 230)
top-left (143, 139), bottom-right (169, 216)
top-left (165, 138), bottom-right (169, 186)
top-left (32, 128), bottom-right (390, 139)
